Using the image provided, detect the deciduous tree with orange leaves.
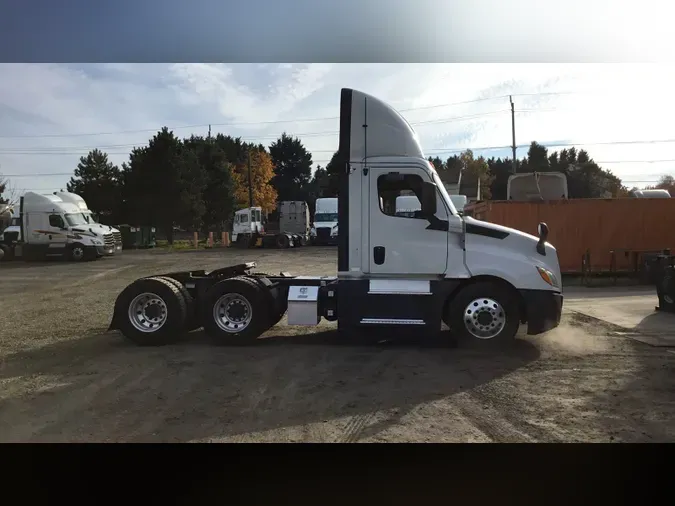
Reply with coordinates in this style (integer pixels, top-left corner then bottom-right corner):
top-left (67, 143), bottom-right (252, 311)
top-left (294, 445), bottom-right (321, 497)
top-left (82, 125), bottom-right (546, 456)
top-left (231, 147), bottom-right (278, 214)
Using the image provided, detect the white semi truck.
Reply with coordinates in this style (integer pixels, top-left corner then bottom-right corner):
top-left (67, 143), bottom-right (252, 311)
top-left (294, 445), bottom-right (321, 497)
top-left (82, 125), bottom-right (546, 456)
top-left (54, 191), bottom-right (123, 253)
top-left (311, 197), bottom-right (338, 245)
top-left (232, 201), bottom-right (309, 248)
top-left (109, 88), bottom-right (563, 347)
top-left (0, 192), bottom-right (114, 261)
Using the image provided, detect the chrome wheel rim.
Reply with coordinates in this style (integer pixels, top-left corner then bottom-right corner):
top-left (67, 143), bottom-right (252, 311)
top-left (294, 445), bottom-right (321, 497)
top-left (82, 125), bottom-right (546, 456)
top-left (213, 293), bottom-right (253, 333)
top-left (72, 247), bottom-right (84, 260)
top-left (463, 298), bottom-right (506, 339)
top-left (128, 292), bottom-right (168, 333)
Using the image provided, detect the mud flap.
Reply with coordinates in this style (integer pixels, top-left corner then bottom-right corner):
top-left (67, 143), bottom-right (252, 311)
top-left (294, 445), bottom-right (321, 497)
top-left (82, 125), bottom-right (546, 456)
top-left (108, 290), bottom-right (125, 331)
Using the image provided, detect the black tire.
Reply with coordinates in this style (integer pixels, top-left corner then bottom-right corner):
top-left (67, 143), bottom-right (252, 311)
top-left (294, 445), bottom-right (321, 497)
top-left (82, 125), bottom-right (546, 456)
top-left (446, 281), bottom-right (521, 347)
top-left (299, 236), bottom-right (307, 247)
top-left (152, 276), bottom-right (201, 332)
top-left (202, 276), bottom-right (269, 345)
top-left (659, 267), bottom-right (675, 312)
top-left (275, 234), bottom-right (290, 249)
top-left (113, 277), bottom-right (188, 346)
top-left (0, 243), bottom-right (12, 262)
top-left (68, 243), bottom-right (91, 262)
top-left (247, 272), bottom-right (287, 327)
top-left (235, 234), bottom-right (247, 248)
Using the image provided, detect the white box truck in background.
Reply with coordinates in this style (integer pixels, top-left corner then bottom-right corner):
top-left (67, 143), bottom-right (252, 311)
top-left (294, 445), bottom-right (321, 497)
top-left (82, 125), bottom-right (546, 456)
top-left (311, 197), bottom-right (338, 245)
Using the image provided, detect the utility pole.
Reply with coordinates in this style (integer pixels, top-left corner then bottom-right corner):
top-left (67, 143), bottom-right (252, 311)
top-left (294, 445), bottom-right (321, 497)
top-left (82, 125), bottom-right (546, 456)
top-left (510, 95), bottom-right (517, 174)
top-left (208, 124), bottom-right (211, 138)
top-left (247, 149), bottom-right (254, 208)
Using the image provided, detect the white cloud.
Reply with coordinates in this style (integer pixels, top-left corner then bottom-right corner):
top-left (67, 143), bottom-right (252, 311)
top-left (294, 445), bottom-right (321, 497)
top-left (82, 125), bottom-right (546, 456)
top-left (1, 63), bottom-right (674, 196)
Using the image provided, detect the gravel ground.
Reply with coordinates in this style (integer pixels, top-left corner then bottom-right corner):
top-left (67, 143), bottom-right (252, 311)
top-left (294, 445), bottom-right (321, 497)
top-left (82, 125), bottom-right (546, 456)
top-left (1, 247), bottom-right (673, 442)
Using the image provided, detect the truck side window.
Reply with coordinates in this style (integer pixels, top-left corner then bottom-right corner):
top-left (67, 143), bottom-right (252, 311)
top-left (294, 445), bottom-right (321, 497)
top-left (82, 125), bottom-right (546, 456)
top-left (377, 173), bottom-right (425, 219)
top-left (240, 214), bottom-right (248, 223)
top-left (49, 214), bottom-right (65, 228)
top-left (234, 214), bottom-right (239, 224)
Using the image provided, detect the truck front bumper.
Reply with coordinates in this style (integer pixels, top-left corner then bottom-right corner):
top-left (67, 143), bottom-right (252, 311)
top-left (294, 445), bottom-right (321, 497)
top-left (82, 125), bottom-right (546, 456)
top-left (519, 289), bottom-right (563, 335)
top-left (97, 245), bottom-right (115, 256)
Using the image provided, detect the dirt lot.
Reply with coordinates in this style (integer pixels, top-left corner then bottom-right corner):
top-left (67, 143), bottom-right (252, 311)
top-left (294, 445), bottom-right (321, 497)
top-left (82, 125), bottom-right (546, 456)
top-left (1, 247), bottom-right (674, 442)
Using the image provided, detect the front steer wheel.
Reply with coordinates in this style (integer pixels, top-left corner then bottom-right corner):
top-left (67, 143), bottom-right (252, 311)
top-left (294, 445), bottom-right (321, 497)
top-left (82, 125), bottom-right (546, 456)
top-left (69, 243), bottom-right (93, 262)
top-left (202, 276), bottom-right (269, 345)
top-left (112, 277), bottom-right (188, 346)
top-left (446, 281), bottom-right (521, 347)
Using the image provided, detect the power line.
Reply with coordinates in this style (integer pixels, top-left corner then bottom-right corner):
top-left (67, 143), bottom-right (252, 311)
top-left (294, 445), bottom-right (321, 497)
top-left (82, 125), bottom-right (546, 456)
top-left (0, 109), bottom-right (506, 154)
top-left (0, 110), bottom-right (510, 154)
top-left (5, 133), bottom-right (675, 158)
top-left (0, 91), bottom-right (575, 140)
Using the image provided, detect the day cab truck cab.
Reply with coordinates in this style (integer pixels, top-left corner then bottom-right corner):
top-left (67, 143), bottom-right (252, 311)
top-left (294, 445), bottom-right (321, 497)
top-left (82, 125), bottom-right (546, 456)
top-left (232, 202), bottom-right (310, 249)
top-left (0, 192), bottom-right (115, 262)
top-left (54, 191), bottom-right (123, 253)
top-left (109, 88), bottom-right (563, 348)
top-left (310, 197), bottom-right (338, 245)
top-left (231, 206), bottom-right (264, 248)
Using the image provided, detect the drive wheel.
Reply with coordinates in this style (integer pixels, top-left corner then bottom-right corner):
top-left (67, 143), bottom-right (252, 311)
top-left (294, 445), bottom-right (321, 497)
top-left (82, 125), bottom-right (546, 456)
top-left (203, 276), bottom-right (269, 345)
top-left (113, 277), bottom-right (188, 346)
top-left (275, 234), bottom-right (290, 249)
top-left (153, 276), bottom-right (201, 332)
top-left (447, 282), bottom-right (521, 347)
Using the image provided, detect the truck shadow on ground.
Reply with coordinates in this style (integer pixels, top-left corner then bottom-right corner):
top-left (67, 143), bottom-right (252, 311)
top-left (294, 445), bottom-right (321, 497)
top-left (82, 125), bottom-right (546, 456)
top-left (0, 327), bottom-right (540, 442)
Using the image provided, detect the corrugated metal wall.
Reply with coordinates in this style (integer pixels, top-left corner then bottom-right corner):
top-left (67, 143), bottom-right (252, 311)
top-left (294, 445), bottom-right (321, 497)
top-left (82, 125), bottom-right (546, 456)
top-left (467, 199), bottom-right (675, 273)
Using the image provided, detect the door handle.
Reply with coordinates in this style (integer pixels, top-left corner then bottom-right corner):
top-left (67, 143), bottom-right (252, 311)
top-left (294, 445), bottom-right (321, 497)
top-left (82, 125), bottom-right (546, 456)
top-left (374, 246), bottom-right (385, 265)
top-left (48, 235), bottom-right (52, 240)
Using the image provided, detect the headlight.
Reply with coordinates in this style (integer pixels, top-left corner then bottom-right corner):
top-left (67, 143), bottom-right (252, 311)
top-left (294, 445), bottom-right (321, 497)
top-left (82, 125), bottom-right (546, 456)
top-left (310, 227), bottom-right (316, 236)
top-left (331, 225), bottom-right (338, 236)
top-left (536, 266), bottom-right (560, 289)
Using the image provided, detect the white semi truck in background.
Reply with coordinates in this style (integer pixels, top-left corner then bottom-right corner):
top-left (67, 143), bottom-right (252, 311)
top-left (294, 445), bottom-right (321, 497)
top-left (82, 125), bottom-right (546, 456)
top-left (0, 192), bottom-right (114, 262)
top-left (232, 201), bottom-right (310, 248)
top-left (109, 88), bottom-right (563, 348)
top-left (311, 197), bottom-right (338, 245)
top-left (54, 191), bottom-right (122, 253)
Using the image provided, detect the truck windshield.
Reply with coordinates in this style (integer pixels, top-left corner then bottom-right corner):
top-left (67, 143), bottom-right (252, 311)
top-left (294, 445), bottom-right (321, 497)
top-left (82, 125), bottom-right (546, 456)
top-left (65, 213), bottom-right (89, 226)
top-left (315, 213), bottom-right (338, 223)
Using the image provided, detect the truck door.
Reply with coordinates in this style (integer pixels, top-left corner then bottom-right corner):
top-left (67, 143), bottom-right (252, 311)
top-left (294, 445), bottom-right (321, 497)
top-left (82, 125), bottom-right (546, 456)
top-left (368, 167), bottom-right (449, 275)
top-left (47, 213), bottom-right (68, 252)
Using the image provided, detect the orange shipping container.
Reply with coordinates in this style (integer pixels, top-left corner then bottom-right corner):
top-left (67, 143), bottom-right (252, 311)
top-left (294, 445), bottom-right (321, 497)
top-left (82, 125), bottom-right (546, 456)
top-left (466, 199), bottom-right (675, 274)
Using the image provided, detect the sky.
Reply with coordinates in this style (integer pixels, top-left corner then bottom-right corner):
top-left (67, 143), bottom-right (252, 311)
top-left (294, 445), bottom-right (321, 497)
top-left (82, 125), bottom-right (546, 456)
top-left (1, 63), bottom-right (675, 198)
